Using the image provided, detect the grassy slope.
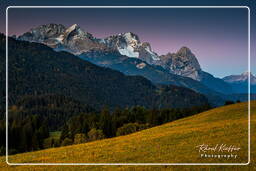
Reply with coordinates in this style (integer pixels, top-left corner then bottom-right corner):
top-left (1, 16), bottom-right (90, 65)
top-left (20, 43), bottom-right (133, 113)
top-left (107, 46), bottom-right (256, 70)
top-left (0, 101), bottom-right (255, 170)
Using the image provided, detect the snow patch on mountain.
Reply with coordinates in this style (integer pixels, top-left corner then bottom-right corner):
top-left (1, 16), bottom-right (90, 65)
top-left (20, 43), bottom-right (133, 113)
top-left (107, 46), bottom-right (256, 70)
top-left (136, 62), bottom-right (146, 69)
top-left (118, 45), bottom-right (139, 58)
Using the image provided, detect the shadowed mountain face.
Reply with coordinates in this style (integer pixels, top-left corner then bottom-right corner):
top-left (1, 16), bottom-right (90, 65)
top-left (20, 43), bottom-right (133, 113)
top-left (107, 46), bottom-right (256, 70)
top-left (79, 50), bottom-right (227, 106)
top-left (18, 23), bottom-right (235, 96)
top-left (0, 34), bottom-right (209, 110)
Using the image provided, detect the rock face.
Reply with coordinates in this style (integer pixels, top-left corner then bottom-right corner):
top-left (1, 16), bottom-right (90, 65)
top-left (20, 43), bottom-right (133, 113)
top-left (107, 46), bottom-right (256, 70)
top-left (103, 32), bottom-right (160, 64)
top-left (18, 23), bottom-right (107, 54)
top-left (159, 47), bottom-right (201, 81)
top-left (18, 23), bottom-right (66, 43)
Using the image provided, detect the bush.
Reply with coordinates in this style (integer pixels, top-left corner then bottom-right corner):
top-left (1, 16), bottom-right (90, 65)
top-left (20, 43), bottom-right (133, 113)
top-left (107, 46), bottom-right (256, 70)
top-left (61, 138), bottom-right (73, 146)
top-left (87, 128), bottom-right (105, 141)
top-left (116, 123), bottom-right (150, 136)
top-left (43, 138), bottom-right (60, 148)
top-left (225, 101), bottom-right (235, 105)
top-left (74, 133), bottom-right (87, 144)
top-left (43, 138), bottom-right (53, 149)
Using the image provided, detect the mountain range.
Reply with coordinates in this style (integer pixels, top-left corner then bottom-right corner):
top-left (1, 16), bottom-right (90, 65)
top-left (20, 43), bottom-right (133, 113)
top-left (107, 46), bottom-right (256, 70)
top-left (0, 33), bottom-right (210, 110)
top-left (16, 23), bottom-right (254, 105)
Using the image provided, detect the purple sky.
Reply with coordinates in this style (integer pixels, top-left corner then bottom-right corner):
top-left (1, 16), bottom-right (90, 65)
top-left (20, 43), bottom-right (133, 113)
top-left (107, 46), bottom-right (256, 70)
top-left (6, 7), bottom-right (251, 78)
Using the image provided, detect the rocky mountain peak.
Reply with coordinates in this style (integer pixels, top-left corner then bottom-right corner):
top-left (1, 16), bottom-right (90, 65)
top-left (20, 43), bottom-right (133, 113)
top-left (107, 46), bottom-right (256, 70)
top-left (65, 24), bottom-right (82, 34)
top-left (65, 24), bottom-right (79, 34)
top-left (66, 24), bottom-right (78, 30)
top-left (176, 46), bottom-right (193, 56)
top-left (175, 47), bottom-right (201, 70)
top-left (18, 23), bottom-right (66, 42)
top-left (18, 23), bottom-right (101, 54)
top-left (158, 47), bottom-right (202, 81)
top-left (64, 24), bottom-right (93, 39)
top-left (103, 31), bottom-right (159, 62)
top-left (34, 23), bottom-right (66, 33)
top-left (123, 32), bottom-right (140, 41)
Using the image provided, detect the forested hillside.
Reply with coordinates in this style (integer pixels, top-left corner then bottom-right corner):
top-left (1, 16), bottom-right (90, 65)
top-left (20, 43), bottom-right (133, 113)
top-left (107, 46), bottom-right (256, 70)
top-left (0, 34), bottom-right (208, 110)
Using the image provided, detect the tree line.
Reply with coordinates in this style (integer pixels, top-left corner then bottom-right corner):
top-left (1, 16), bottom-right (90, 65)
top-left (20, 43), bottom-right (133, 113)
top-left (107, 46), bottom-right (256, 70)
top-left (59, 104), bottom-right (211, 147)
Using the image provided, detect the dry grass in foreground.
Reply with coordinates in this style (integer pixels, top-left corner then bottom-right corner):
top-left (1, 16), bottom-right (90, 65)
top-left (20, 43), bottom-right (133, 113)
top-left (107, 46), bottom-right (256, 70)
top-left (0, 101), bottom-right (255, 170)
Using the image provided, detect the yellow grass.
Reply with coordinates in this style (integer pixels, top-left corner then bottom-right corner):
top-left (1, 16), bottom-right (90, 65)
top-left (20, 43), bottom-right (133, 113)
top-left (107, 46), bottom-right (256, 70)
top-left (0, 101), bottom-right (255, 170)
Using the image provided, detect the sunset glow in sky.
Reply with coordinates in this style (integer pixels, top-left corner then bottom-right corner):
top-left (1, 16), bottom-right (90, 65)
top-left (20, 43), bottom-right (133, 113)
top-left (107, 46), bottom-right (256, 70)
top-left (5, 7), bottom-right (251, 77)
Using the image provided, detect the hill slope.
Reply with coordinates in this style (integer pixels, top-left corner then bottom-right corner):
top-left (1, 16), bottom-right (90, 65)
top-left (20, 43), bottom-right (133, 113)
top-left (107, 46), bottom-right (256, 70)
top-left (1, 101), bottom-right (254, 170)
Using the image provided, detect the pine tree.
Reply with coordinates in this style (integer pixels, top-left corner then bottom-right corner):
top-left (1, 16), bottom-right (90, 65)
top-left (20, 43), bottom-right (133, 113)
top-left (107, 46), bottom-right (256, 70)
top-left (60, 124), bottom-right (70, 141)
top-left (99, 106), bottom-right (112, 137)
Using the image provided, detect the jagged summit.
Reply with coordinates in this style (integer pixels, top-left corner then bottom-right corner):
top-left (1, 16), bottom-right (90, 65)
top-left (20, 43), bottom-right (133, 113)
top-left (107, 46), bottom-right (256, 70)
top-left (123, 32), bottom-right (140, 40)
top-left (68, 23), bottom-right (78, 29)
top-left (159, 47), bottom-right (202, 81)
top-left (65, 24), bottom-right (79, 33)
top-left (18, 23), bottom-right (102, 54)
top-left (117, 32), bottom-right (139, 37)
top-left (176, 46), bottom-right (193, 56)
top-left (64, 24), bottom-right (89, 36)
top-left (103, 31), bottom-right (159, 63)
top-left (18, 23), bottom-right (66, 43)
top-left (33, 23), bottom-right (66, 31)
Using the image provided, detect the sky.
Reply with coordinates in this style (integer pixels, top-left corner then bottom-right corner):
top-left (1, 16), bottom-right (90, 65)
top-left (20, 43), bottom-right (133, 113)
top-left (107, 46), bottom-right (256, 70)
top-left (0, 0), bottom-right (255, 78)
